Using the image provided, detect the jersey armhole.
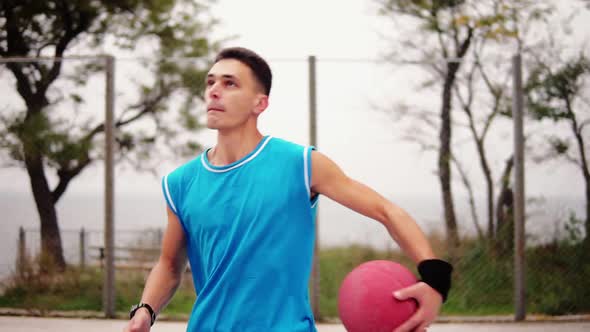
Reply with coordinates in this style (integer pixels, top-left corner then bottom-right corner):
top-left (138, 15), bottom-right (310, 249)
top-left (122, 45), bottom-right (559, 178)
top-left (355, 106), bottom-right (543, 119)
top-left (303, 146), bottom-right (319, 208)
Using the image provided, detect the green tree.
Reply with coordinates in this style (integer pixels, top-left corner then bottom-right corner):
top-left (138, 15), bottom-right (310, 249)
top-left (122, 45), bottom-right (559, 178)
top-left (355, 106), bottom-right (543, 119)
top-left (376, 0), bottom-right (560, 252)
top-left (0, 0), bottom-right (217, 271)
top-left (526, 53), bottom-right (590, 247)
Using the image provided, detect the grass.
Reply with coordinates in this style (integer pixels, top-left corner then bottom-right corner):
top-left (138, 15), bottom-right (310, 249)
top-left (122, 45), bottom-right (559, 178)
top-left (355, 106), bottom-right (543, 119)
top-left (0, 265), bottom-right (195, 317)
top-left (1, 239), bottom-right (589, 320)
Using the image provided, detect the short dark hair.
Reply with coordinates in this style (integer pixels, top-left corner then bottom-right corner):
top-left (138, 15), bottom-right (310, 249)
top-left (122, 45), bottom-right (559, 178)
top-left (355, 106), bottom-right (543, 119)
top-left (214, 47), bottom-right (272, 95)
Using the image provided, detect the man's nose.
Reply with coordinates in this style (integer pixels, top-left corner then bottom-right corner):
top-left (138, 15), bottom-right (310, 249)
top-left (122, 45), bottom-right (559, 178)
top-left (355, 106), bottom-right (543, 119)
top-left (207, 83), bottom-right (220, 100)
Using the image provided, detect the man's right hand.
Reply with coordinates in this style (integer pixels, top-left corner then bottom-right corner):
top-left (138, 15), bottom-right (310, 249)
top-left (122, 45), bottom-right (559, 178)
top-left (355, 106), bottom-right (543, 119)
top-left (123, 308), bottom-right (152, 332)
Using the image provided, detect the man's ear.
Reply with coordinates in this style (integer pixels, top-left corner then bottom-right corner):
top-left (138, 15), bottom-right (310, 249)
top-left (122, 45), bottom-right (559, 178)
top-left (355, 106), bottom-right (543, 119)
top-left (253, 94), bottom-right (269, 115)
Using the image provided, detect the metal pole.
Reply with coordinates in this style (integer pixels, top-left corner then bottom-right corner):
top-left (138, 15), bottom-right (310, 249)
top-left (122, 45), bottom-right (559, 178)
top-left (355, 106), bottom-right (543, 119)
top-left (512, 53), bottom-right (526, 321)
top-left (103, 55), bottom-right (116, 318)
top-left (308, 55), bottom-right (320, 319)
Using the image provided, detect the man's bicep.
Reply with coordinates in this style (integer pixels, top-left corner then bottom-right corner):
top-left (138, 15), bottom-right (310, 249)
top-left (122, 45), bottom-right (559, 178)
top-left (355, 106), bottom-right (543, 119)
top-left (310, 151), bottom-right (388, 223)
top-left (310, 151), bottom-right (349, 196)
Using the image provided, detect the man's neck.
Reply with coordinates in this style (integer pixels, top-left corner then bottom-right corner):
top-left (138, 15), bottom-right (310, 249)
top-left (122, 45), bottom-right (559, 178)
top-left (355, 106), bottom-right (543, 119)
top-left (209, 128), bottom-right (264, 166)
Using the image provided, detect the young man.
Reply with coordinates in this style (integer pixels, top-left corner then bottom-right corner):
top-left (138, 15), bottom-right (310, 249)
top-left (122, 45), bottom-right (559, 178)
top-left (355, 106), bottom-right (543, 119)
top-left (124, 47), bottom-right (452, 332)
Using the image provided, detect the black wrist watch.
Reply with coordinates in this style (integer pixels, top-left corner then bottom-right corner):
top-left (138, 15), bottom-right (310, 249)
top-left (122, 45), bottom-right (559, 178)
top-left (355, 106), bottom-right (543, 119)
top-left (130, 302), bottom-right (156, 326)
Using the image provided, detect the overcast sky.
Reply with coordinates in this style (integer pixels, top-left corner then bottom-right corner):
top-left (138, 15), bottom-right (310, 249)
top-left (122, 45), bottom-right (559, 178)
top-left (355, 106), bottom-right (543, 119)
top-left (2, 0), bottom-right (590, 277)
top-left (1, 0), bottom-right (589, 216)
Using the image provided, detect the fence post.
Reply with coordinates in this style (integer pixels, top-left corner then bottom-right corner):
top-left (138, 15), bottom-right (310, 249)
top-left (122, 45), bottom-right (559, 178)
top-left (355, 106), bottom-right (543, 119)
top-left (308, 55), bottom-right (320, 319)
top-left (512, 53), bottom-right (526, 321)
top-left (103, 54), bottom-right (116, 318)
top-left (17, 226), bottom-right (26, 277)
top-left (80, 227), bottom-right (86, 269)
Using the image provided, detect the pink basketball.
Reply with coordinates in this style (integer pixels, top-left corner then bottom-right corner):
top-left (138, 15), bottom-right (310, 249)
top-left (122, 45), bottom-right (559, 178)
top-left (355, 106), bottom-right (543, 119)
top-left (338, 260), bottom-right (418, 332)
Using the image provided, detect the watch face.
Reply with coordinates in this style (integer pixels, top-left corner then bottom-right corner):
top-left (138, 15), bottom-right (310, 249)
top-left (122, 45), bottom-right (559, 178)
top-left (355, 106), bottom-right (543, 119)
top-left (130, 304), bottom-right (144, 319)
top-left (130, 304), bottom-right (137, 319)
top-left (130, 303), bottom-right (155, 325)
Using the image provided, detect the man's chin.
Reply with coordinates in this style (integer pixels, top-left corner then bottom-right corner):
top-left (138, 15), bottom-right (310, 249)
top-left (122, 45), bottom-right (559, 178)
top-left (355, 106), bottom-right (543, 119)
top-left (205, 121), bottom-right (221, 130)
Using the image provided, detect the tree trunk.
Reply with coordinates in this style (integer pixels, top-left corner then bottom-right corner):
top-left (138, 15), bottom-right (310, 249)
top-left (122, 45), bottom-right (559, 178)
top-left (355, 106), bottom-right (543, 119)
top-left (437, 27), bottom-right (473, 252)
top-left (495, 157), bottom-right (514, 256)
top-left (567, 100), bottom-right (590, 247)
top-left (584, 174), bottom-right (590, 248)
top-left (572, 124), bottom-right (590, 247)
top-left (485, 163), bottom-right (495, 243)
top-left (24, 151), bottom-right (66, 272)
top-left (439, 64), bottom-right (460, 249)
top-left (475, 139), bottom-right (495, 242)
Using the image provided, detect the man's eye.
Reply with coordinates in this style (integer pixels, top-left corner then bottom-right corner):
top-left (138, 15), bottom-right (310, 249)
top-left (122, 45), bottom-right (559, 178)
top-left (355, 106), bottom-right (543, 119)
top-left (225, 81), bottom-right (236, 87)
top-left (206, 80), bottom-right (215, 86)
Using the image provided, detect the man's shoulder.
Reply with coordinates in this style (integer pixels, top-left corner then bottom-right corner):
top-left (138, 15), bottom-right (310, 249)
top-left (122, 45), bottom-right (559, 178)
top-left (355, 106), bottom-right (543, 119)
top-left (267, 136), bottom-right (310, 152)
top-left (165, 153), bottom-right (203, 183)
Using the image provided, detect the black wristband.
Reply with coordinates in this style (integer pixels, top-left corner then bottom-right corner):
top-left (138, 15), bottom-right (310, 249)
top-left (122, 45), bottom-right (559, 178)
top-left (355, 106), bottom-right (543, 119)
top-left (418, 259), bottom-right (453, 302)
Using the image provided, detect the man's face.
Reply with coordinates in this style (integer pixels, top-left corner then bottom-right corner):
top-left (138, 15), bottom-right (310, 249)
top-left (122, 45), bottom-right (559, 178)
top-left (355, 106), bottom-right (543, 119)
top-left (204, 59), bottom-right (267, 130)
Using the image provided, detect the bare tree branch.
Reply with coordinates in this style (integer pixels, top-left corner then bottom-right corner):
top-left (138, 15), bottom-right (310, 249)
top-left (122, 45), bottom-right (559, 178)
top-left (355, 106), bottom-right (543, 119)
top-left (451, 153), bottom-right (485, 239)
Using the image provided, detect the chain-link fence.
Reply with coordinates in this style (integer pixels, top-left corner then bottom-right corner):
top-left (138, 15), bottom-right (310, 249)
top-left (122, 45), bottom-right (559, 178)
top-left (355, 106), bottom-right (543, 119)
top-left (14, 227), bottom-right (163, 273)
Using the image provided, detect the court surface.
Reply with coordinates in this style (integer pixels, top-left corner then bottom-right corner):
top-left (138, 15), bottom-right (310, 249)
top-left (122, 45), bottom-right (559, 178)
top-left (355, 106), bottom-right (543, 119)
top-left (1, 316), bottom-right (590, 331)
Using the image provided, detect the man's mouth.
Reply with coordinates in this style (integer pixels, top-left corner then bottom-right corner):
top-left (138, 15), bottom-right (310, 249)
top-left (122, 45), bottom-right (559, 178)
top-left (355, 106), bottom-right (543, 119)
top-left (207, 107), bottom-right (224, 112)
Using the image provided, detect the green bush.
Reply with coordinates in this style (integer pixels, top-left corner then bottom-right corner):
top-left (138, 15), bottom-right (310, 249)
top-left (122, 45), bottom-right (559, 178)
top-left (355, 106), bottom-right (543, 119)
top-left (526, 242), bottom-right (590, 315)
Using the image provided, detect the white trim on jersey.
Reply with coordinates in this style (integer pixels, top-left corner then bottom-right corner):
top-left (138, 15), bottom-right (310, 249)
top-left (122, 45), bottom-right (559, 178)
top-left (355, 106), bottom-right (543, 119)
top-left (164, 174), bottom-right (178, 214)
top-left (201, 136), bottom-right (273, 173)
top-left (304, 146), bottom-right (311, 198)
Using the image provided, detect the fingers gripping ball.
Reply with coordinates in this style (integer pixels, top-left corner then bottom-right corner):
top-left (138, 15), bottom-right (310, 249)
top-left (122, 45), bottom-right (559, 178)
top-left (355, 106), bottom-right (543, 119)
top-left (338, 260), bottom-right (418, 332)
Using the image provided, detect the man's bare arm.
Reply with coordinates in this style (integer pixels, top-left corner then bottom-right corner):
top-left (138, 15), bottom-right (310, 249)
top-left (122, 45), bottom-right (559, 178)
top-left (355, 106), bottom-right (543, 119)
top-left (310, 150), bottom-right (452, 332)
top-left (309, 150), bottom-right (435, 263)
top-left (124, 207), bottom-right (187, 331)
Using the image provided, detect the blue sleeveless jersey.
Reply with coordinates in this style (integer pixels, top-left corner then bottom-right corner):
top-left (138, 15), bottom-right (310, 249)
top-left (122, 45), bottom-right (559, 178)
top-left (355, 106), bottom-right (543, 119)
top-left (162, 136), bottom-right (318, 331)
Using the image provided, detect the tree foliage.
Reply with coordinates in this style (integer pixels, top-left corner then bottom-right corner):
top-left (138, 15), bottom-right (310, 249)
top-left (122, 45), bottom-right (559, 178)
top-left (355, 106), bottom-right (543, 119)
top-left (526, 53), bottom-right (590, 246)
top-left (527, 54), bottom-right (590, 122)
top-left (0, 0), bottom-right (218, 270)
